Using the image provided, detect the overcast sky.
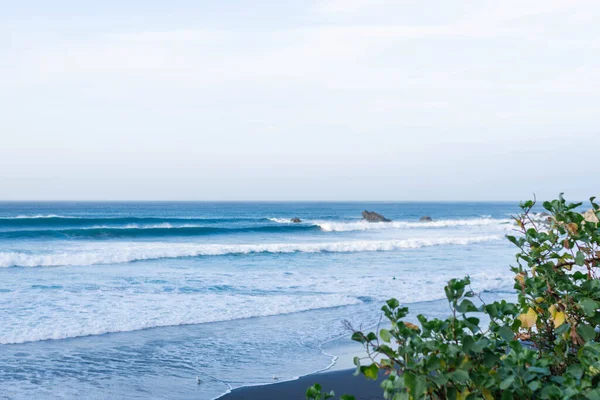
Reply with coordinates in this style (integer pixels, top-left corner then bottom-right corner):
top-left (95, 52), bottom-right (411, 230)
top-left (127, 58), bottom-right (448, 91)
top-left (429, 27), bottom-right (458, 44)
top-left (1, 0), bottom-right (598, 201)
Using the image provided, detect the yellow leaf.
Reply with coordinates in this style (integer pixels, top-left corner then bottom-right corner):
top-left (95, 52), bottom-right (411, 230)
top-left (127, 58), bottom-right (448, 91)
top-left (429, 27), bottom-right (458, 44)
top-left (568, 222), bottom-right (578, 234)
top-left (515, 275), bottom-right (525, 285)
top-left (535, 297), bottom-right (545, 304)
top-left (457, 388), bottom-right (471, 400)
top-left (535, 306), bottom-right (543, 314)
top-left (460, 356), bottom-right (470, 367)
top-left (549, 304), bottom-right (566, 328)
top-left (518, 308), bottom-right (538, 328)
top-left (403, 322), bottom-right (419, 331)
top-left (482, 389), bottom-right (494, 400)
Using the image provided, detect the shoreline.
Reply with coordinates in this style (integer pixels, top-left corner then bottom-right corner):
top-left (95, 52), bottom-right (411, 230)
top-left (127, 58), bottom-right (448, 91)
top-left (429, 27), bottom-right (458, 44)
top-left (215, 292), bottom-right (516, 400)
top-left (218, 368), bottom-right (384, 400)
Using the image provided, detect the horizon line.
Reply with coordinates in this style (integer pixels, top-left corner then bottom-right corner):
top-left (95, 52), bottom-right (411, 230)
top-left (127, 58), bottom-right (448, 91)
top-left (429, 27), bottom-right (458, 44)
top-left (0, 199), bottom-right (537, 203)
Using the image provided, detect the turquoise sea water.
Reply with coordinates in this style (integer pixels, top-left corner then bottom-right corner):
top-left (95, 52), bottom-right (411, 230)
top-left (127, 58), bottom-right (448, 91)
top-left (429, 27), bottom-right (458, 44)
top-left (0, 202), bottom-right (521, 399)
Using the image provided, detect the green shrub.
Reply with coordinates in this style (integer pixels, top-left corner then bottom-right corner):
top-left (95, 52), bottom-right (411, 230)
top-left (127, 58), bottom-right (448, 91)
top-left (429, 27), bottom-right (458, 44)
top-left (307, 195), bottom-right (600, 400)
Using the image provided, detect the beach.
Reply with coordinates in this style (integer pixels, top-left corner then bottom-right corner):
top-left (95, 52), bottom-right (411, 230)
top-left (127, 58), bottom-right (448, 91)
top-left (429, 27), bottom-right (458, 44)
top-left (220, 368), bottom-right (385, 400)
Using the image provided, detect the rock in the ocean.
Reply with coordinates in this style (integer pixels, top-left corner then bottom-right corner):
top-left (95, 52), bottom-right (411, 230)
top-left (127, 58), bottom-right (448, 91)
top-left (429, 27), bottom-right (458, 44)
top-left (420, 216), bottom-right (433, 222)
top-left (361, 210), bottom-right (391, 222)
top-left (583, 209), bottom-right (599, 223)
top-left (291, 217), bottom-right (302, 223)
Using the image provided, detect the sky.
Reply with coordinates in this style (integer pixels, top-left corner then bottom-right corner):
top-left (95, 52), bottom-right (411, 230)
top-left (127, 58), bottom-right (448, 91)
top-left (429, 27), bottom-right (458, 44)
top-left (1, 0), bottom-right (599, 201)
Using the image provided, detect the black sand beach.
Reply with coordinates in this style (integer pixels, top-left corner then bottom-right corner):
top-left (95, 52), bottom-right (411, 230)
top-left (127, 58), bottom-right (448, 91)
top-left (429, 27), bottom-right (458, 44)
top-left (220, 368), bottom-right (384, 399)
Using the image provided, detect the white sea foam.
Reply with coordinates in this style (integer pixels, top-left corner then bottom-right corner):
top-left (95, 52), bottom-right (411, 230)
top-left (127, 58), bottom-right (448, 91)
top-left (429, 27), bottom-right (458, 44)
top-left (0, 268), bottom-right (514, 345)
top-left (268, 218), bottom-right (294, 223)
top-left (0, 265), bottom-right (516, 345)
top-left (0, 236), bottom-right (501, 268)
top-left (315, 218), bottom-right (512, 232)
top-left (0, 293), bottom-right (362, 344)
top-left (83, 223), bottom-right (176, 229)
top-left (0, 214), bottom-right (75, 219)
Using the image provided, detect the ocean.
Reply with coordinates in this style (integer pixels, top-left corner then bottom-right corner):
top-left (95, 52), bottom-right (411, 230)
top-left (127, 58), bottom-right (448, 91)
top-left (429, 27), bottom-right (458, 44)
top-left (0, 201), bottom-right (520, 399)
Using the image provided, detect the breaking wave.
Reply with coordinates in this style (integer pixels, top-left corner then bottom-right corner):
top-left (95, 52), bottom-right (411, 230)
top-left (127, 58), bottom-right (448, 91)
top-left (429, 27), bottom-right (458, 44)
top-left (0, 235), bottom-right (501, 268)
top-left (315, 218), bottom-right (512, 232)
top-left (0, 224), bottom-right (318, 240)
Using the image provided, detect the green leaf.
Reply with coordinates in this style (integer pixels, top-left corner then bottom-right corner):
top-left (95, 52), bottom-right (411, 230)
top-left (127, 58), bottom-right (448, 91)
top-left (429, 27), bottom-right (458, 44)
top-left (500, 375), bottom-right (515, 390)
top-left (404, 372), bottom-right (427, 398)
top-left (577, 324), bottom-right (597, 342)
top-left (386, 298), bottom-right (400, 309)
top-left (456, 299), bottom-right (478, 313)
top-left (360, 363), bottom-right (378, 380)
top-left (528, 366), bottom-right (550, 375)
top-left (584, 388), bottom-right (600, 400)
top-left (528, 380), bottom-right (541, 391)
top-left (463, 336), bottom-right (489, 353)
top-left (576, 251), bottom-right (585, 266)
top-left (353, 357), bottom-right (361, 376)
top-left (452, 369), bottom-right (469, 382)
top-left (573, 271), bottom-right (587, 280)
top-left (540, 385), bottom-right (562, 399)
top-left (567, 364), bottom-right (584, 380)
top-left (497, 326), bottom-right (514, 341)
top-left (340, 396), bottom-right (356, 400)
top-left (351, 332), bottom-right (365, 343)
top-left (482, 350), bottom-right (500, 367)
top-left (305, 384), bottom-right (322, 399)
top-left (501, 390), bottom-right (514, 400)
top-left (379, 328), bottom-right (392, 343)
top-left (580, 298), bottom-right (599, 317)
top-left (462, 336), bottom-right (475, 352)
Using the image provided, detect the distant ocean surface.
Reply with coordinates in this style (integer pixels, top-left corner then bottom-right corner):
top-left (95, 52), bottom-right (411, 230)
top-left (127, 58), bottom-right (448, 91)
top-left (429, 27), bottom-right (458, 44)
top-left (0, 202), bottom-right (520, 399)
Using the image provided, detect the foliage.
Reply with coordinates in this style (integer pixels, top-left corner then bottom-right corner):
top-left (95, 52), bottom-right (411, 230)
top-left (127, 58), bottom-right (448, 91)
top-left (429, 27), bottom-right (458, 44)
top-left (307, 195), bottom-right (600, 400)
top-left (305, 384), bottom-right (355, 400)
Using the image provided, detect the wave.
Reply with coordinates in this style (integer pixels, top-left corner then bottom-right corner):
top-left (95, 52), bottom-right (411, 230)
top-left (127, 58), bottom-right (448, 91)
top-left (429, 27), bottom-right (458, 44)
top-left (315, 218), bottom-right (512, 232)
top-left (0, 216), bottom-right (279, 229)
top-left (0, 271), bottom-right (516, 345)
top-left (0, 224), bottom-right (318, 240)
top-left (0, 293), bottom-right (363, 345)
top-left (0, 235), bottom-right (501, 267)
top-left (0, 214), bottom-right (73, 219)
top-left (0, 215), bottom-right (512, 235)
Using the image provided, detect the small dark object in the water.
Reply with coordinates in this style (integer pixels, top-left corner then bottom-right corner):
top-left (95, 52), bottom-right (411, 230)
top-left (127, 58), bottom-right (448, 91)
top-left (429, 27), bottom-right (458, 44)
top-left (291, 217), bottom-right (302, 223)
top-left (420, 216), bottom-right (433, 222)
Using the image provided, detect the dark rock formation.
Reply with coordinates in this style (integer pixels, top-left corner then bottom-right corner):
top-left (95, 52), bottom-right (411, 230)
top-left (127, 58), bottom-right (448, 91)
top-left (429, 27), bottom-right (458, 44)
top-left (362, 210), bottom-right (391, 222)
top-left (291, 218), bottom-right (302, 223)
top-left (420, 216), bottom-right (433, 222)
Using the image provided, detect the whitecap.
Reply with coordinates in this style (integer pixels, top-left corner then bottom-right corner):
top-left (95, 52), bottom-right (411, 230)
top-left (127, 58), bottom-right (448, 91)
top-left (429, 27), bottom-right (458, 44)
top-left (0, 235), bottom-right (502, 268)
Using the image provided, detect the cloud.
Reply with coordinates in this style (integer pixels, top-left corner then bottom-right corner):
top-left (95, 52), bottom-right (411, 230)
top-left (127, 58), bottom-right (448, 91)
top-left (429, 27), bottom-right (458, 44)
top-left (1, 0), bottom-right (599, 97)
top-left (314, 0), bottom-right (417, 14)
top-left (116, 29), bottom-right (232, 42)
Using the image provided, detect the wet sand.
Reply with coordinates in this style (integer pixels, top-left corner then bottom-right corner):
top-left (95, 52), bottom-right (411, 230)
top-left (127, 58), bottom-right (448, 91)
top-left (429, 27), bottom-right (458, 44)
top-left (220, 368), bottom-right (384, 399)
